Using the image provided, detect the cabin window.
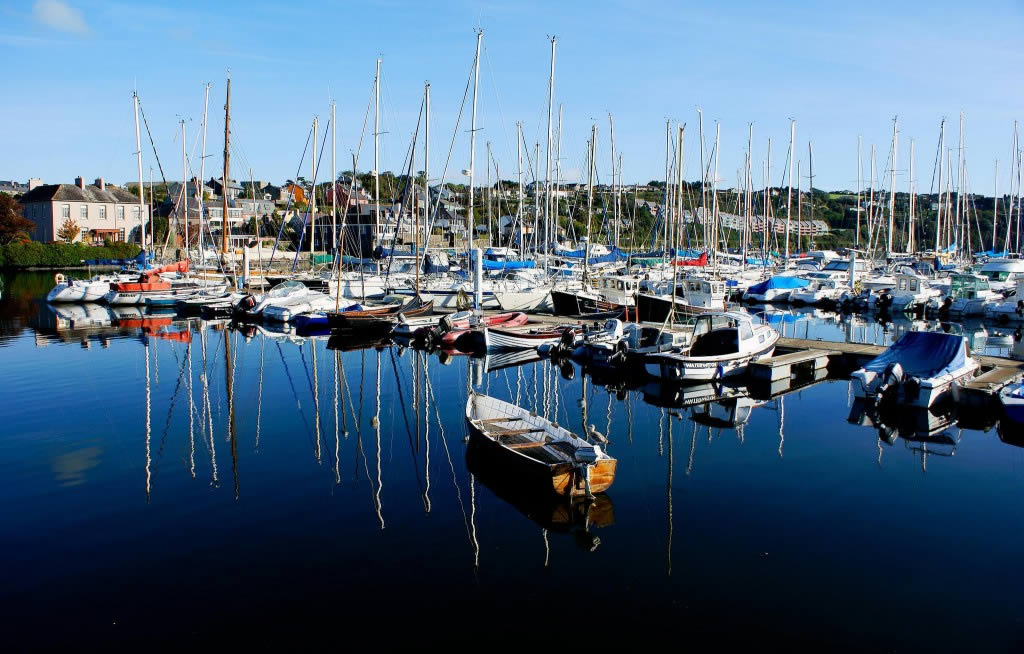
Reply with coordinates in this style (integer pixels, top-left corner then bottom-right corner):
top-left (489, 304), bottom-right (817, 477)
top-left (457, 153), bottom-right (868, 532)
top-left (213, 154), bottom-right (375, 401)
top-left (909, 279), bottom-right (918, 291)
top-left (738, 323), bottom-right (753, 340)
top-left (979, 279), bottom-right (990, 291)
top-left (898, 279), bottom-right (907, 291)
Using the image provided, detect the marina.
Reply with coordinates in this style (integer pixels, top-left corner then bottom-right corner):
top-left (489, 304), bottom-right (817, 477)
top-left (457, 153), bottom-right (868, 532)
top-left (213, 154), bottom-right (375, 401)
top-left (5, 0), bottom-right (1024, 648)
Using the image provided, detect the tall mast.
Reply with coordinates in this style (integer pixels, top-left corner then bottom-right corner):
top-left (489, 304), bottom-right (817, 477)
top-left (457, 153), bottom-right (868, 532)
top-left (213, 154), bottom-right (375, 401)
top-left (712, 122), bottom-right (720, 268)
top-left (332, 101), bottom-right (337, 253)
top-left (221, 72), bottom-right (231, 257)
top-left (555, 103), bottom-right (563, 248)
top-left (744, 123), bottom-right (752, 267)
top-left (516, 121), bottom-right (523, 257)
top-left (796, 160), bottom-right (802, 253)
top-left (856, 135), bottom-right (862, 247)
top-left (936, 119), bottom-right (945, 252)
top-left (468, 30), bottom-right (483, 283)
top-left (198, 83), bottom-right (210, 268)
top-left (956, 112), bottom-right (964, 258)
top-left (422, 82), bottom-right (430, 291)
top-left (908, 139), bottom-right (916, 253)
top-left (697, 108), bottom-right (707, 251)
top-left (544, 36), bottom-right (555, 273)
top-left (807, 141), bottom-right (814, 250)
top-left (181, 119), bottom-right (188, 268)
top-left (887, 116), bottom-right (898, 256)
top-left (786, 119), bottom-right (795, 261)
top-left (486, 141), bottom-right (492, 246)
top-left (610, 113), bottom-right (618, 249)
top-left (868, 144), bottom-right (876, 253)
top-left (675, 123), bottom-right (684, 257)
top-left (993, 159), bottom-right (999, 251)
top-left (311, 116), bottom-right (317, 259)
top-left (533, 142), bottom-right (540, 256)
top-left (585, 123), bottom-right (596, 282)
top-left (663, 121), bottom-right (671, 252)
top-left (133, 91), bottom-right (147, 253)
top-left (374, 58), bottom-right (381, 250)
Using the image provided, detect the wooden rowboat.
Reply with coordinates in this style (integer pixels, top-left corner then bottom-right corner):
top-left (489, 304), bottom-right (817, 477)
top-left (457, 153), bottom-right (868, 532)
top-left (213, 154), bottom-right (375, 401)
top-left (465, 392), bottom-right (616, 498)
top-left (484, 323), bottom-right (581, 351)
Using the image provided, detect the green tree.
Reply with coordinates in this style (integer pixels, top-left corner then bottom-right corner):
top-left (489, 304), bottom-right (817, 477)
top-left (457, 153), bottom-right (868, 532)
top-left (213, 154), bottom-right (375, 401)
top-left (0, 194), bottom-right (34, 244)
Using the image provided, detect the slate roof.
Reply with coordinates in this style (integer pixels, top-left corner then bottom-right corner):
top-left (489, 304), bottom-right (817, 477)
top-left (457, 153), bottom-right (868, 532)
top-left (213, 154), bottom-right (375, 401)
top-left (20, 183), bottom-right (141, 204)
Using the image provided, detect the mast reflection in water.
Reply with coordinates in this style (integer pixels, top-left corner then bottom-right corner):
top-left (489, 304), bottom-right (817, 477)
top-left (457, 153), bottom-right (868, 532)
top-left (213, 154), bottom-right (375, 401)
top-left (3, 272), bottom-right (1024, 648)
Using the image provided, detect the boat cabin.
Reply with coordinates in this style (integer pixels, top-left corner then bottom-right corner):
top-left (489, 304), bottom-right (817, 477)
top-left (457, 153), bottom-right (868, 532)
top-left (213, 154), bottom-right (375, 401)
top-left (597, 275), bottom-right (640, 305)
top-left (688, 312), bottom-right (761, 357)
top-left (893, 273), bottom-right (925, 297)
top-left (949, 273), bottom-right (991, 300)
top-left (979, 258), bottom-right (1024, 283)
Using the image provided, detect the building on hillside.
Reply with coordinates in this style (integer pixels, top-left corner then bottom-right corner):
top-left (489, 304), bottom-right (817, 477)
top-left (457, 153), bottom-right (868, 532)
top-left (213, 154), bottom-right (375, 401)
top-left (19, 177), bottom-right (149, 244)
top-left (0, 178), bottom-right (42, 196)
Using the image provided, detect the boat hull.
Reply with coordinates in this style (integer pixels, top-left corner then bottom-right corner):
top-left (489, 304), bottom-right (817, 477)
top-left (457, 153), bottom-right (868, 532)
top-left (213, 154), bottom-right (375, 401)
top-left (643, 337), bottom-right (778, 382)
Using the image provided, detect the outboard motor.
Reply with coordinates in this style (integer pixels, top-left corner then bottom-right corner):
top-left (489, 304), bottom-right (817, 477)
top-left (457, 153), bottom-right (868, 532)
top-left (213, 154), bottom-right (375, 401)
top-left (938, 296), bottom-right (953, 321)
top-left (874, 361), bottom-right (904, 406)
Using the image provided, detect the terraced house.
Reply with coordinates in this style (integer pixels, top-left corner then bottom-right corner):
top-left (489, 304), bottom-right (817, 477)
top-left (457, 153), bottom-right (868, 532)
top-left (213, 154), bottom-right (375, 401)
top-left (19, 177), bottom-right (149, 244)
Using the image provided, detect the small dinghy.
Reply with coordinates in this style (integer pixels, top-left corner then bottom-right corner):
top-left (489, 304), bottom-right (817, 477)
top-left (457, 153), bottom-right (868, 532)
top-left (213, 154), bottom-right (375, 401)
top-left (743, 275), bottom-right (810, 303)
top-left (465, 392), bottom-right (616, 498)
top-left (447, 311), bottom-right (529, 350)
top-left (392, 310), bottom-right (473, 339)
top-left (643, 311), bottom-right (778, 382)
top-left (326, 295), bottom-right (431, 330)
top-left (850, 330), bottom-right (979, 408)
top-left (999, 382), bottom-right (1024, 425)
top-left (485, 323), bottom-right (581, 351)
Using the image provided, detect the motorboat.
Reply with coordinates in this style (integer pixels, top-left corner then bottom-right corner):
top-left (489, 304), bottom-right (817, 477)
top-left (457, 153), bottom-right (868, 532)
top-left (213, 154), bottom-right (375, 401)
top-left (789, 276), bottom-right (843, 305)
top-left (47, 272), bottom-right (138, 303)
top-left (571, 318), bottom-right (689, 369)
top-left (643, 311), bottom-right (779, 382)
top-left (850, 330), bottom-right (979, 408)
top-left (465, 391), bottom-right (616, 498)
top-left (985, 277), bottom-right (1024, 323)
top-left (933, 273), bottom-right (998, 317)
top-left (742, 275), bottom-right (810, 303)
top-left (1000, 382), bottom-right (1024, 426)
top-left (976, 258), bottom-right (1024, 294)
top-left (635, 276), bottom-right (727, 321)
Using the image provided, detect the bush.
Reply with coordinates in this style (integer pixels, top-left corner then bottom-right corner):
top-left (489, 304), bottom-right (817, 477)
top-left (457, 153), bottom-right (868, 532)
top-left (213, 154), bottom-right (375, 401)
top-left (0, 241), bottom-right (142, 268)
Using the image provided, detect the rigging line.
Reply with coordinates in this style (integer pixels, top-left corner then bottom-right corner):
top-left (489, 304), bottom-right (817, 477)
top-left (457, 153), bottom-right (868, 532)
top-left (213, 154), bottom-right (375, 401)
top-left (137, 98), bottom-right (170, 188)
top-left (274, 340), bottom-right (315, 439)
top-left (154, 340), bottom-right (192, 470)
top-left (268, 125), bottom-right (313, 264)
top-left (483, 46), bottom-right (516, 168)
top-left (425, 364), bottom-right (473, 544)
top-left (292, 118), bottom-right (332, 270)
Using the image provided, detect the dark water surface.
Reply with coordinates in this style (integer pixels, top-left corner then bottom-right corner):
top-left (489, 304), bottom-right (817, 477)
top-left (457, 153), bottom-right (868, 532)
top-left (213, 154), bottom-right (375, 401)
top-left (3, 271), bottom-right (1024, 649)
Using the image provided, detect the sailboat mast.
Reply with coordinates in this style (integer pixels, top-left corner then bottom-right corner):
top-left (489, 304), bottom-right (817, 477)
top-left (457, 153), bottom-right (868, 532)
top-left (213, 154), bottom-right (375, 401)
top-left (887, 116), bottom-right (898, 256)
top-left (544, 36), bottom-right (555, 273)
top-left (422, 82), bottom-right (430, 292)
top-left (374, 58), bottom-right (381, 251)
top-left (807, 141), bottom-right (814, 251)
top-left (856, 135), bottom-right (862, 247)
top-left (610, 113), bottom-right (618, 249)
top-left (908, 139), bottom-right (915, 253)
top-left (993, 159), bottom-right (999, 251)
top-left (311, 116), bottom-right (317, 259)
top-left (221, 73), bottom-right (231, 257)
top-left (663, 121), bottom-right (671, 253)
top-left (585, 123), bottom-right (596, 282)
top-left (133, 91), bottom-right (147, 254)
top-left (181, 119), bottom-right (188, 269)
top-left (468, 30), bottom-right (483, 287)
top-left (936, 119), bottom-right (945, 252)
top-left (786, 119), bottom-right (794, 262)
top-left (198, 83), bottom-right (210, 268)
top-left (516, 121), bottom-right (523, 258)
top-left (332, 101), bottom-right (337, 253)
top-left (697, 108), bottom-right (707, 251)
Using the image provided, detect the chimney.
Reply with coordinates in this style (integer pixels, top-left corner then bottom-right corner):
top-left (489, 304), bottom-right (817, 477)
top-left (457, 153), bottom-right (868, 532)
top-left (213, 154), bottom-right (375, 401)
top-left (27, 177), bottom-right (42, 190)
top-left (75, 176), bottom-right (85, 189)
top-left (94, 177), bottom-right (105, 191)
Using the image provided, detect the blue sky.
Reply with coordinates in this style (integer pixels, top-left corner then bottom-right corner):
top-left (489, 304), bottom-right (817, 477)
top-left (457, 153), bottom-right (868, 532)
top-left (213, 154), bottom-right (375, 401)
top-left (2, 0), bottom-right (1023, 194)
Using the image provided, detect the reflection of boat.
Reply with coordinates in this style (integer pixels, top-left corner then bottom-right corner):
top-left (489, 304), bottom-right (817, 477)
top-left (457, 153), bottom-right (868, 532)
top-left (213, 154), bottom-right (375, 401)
top-left (483, 348), bottom-right (542, 373)
top-left (640, 380), bottom-right (748, 409)
top-left (850, 331), bottom-right (979, 408)
top-left (690, 396), bottom-right (764, 428)
top-left (847, 398), bottom-right (959, 443)
top-left (466, 392), bottom-right (616, 498)
top-left (999, 382), bottom-right (1024, 426)
top-left (467, 447), bottom-right (613, 551)
top-left (50, 302), bottom-right (114, 329)
top-left (325, 331), bottom-right (392, 352)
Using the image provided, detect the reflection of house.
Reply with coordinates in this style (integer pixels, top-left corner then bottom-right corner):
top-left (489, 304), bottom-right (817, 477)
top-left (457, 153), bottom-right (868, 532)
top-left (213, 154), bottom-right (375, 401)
top-left (19, 177), bottom-right (149, 244)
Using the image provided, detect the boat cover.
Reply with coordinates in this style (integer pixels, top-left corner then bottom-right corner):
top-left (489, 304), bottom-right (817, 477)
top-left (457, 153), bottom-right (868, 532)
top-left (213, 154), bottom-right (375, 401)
top-left (861, 331), bottom-right (967, 378)
top-left (470, 251), bottom-right (536, 270)
top-left (746, 276), bottom-right (811, 295)
top-left (556, 246), bottom-right (630, 262)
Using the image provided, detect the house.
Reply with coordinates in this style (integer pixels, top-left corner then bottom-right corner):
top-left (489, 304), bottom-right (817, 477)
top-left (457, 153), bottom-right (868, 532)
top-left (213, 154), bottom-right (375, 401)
top-left (206, 177), bottom-right (244, 200)
top-left (0, 178), bottom-right (41, 196)
top-left (19, 177), bottom-right (149, 244)
top-left (282, 183), bottom-right (307, 205)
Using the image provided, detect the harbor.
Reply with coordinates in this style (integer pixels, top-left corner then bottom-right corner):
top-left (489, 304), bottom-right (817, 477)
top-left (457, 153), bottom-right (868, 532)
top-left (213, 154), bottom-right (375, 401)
top-left (6, 0), bottom-right (1024, 648)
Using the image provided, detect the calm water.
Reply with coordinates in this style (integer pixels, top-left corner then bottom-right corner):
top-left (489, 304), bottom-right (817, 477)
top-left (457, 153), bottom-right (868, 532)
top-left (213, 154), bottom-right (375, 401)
top-left (3, 271), bottom-right (1024, 649)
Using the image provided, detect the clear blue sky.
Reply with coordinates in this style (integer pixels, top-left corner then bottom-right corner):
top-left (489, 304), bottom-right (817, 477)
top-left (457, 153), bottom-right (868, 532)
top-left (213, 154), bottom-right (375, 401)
top-left (3, 0), bottom-right (1023, 194)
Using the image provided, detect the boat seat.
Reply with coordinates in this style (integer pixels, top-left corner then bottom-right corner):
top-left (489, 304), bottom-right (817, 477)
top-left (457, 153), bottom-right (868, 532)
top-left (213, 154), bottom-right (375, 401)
top-left (507, 438), bottom-right (553, 450)
top-left (492, 428), bottom-right (546, 437)
top-left (479, 417), bottom-right (524, 424)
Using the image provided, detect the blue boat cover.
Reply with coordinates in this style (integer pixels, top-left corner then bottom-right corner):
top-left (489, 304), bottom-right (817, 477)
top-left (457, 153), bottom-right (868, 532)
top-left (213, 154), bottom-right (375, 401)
top-left (746, 276), bottom-right (811, 295)
top-left (557, 246), bottom-right (630, 261)
top-left (862, 331), bottom-right (967, 378)
top-left (470, 251), bottom-right (536, 270)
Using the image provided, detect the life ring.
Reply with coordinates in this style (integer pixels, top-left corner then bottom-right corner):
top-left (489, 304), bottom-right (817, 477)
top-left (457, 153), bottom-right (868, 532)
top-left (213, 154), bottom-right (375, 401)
top-left (54, 273), bottom-right (66, 285)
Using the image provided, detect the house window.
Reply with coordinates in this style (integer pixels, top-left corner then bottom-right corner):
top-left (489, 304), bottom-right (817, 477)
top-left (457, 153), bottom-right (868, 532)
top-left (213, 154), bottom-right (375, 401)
top-left (99, 205), bottom-right (106, 220)
top-left (117, 206), bottom-right (125, 222)
top-left (133, 207), bottom-right (140, 220)
top-left (80, 205), bottom-right (88, 219)
top-left (62, 204), bottom-right (70, 219)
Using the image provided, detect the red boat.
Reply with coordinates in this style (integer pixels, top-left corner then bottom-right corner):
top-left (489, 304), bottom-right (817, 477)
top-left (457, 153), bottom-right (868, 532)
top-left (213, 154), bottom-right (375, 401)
top-left (108, 261), bottom-right (190, 294)
top-left (441, 311), bottom-right (529, 347)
